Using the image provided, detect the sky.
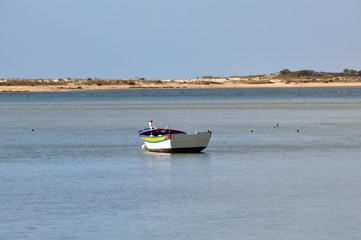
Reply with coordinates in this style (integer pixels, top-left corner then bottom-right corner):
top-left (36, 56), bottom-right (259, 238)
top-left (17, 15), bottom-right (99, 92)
top-left (0, 0), bottom-right (360, 79)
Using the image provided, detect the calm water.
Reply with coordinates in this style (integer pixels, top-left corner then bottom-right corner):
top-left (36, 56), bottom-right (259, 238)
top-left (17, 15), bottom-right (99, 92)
top-left (1, 87), bottom-right (361, 240)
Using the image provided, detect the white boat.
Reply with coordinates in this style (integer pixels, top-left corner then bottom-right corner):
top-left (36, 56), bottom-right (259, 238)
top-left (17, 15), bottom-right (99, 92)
top-left (138, 120), bottom-right (212, 153)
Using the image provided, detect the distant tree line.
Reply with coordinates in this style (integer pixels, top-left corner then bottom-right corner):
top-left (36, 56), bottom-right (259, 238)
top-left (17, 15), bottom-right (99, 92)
top-left (343, 68), bottom-right (361, 76)
top-left (279, 69), bottom-right (361, 77)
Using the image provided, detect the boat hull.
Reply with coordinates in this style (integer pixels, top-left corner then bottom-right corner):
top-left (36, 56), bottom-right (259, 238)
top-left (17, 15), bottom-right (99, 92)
top-left (148, 146), bottom-right (206, 153)
top-left (141, 131), bottom-right (211, 153)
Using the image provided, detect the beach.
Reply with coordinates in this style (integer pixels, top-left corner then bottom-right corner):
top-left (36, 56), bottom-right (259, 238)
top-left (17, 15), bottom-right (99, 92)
top-left (1, 74), bottom-right (361, 92)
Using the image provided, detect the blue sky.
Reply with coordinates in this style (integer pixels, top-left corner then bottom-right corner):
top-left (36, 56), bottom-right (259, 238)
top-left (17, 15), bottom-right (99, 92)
top-left (0, 0), bottom-right (360, 79)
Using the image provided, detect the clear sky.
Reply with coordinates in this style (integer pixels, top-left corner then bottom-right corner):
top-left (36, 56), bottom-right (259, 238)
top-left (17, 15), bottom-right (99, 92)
top-left (1, 0), bottom-right (360, 79)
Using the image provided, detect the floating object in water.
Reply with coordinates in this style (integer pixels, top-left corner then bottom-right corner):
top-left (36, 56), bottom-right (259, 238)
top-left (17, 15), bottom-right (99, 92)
top-left (138, 120), bottom-right (212, 153)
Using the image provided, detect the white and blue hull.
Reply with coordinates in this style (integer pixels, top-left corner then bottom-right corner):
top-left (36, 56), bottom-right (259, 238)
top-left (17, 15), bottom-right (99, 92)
top-left (142, 132), bottom-right (211, 153)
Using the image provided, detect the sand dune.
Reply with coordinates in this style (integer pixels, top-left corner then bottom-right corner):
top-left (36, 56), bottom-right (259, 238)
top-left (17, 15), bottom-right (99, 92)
top-left (1, 74), bottom-right (361, 92)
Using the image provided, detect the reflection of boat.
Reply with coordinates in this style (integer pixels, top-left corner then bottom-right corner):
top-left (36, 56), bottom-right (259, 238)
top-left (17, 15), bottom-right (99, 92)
top-left (138, 120), bottom-right (212, 153)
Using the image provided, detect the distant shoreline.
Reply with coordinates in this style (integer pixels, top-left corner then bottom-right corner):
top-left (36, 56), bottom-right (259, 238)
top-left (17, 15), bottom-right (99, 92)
top-left (1, 71), bottom-right (361, 92)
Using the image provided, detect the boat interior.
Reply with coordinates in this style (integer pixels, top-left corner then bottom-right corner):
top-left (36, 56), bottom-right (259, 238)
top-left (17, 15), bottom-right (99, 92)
top-left (138, 128), bottom-right (186, 136)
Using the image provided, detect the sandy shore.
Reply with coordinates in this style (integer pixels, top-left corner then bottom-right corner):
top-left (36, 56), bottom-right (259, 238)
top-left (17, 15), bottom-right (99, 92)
top-left (1, 76), bottom-right (361, 92)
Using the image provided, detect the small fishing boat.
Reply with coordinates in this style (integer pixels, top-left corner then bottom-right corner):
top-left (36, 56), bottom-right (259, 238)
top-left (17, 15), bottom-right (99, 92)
top-left (138, 120), bottom-right (212, 153)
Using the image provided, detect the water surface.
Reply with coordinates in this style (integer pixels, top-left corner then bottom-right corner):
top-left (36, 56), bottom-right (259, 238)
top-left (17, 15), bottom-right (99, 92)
top-left (1, 87), bottom-right (361, 239)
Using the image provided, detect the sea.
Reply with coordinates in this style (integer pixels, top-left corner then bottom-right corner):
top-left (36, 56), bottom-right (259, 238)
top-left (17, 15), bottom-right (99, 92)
top-left (1, 87), bottom-right (361, 240)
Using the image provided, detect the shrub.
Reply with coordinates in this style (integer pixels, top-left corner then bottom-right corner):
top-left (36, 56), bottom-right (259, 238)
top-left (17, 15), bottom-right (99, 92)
top-left (280, 69), bottom-right (291, 75)
top-left (295, 70), bottom-right (314, 77)
top-left (343, 68), bottom-right (359, 76)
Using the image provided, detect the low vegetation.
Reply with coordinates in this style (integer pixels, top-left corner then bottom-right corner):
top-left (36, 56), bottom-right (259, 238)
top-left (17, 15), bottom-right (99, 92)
top-left (276, 69), bottom-right (361, 84)
top-left (0, 79), bottom-right (64, 86)
top-left (279, 69), bottom-right (361, 78)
